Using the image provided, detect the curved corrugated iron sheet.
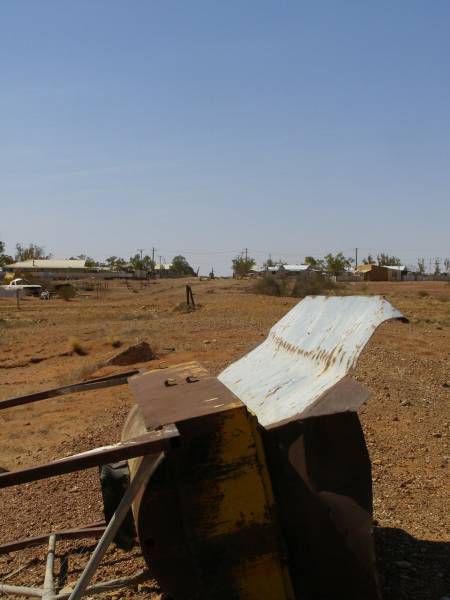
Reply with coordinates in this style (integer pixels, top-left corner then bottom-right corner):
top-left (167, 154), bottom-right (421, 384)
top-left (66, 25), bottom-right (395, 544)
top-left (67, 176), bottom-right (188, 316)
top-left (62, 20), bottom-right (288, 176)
top-left (219, 295), bottom-right (404, 428)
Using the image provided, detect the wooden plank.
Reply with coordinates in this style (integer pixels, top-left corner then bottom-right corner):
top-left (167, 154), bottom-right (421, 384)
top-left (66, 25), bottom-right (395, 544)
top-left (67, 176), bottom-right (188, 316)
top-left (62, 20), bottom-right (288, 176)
top-left (0, 369), bottom-right (140, 411)
top-left (0, 425), bottom-right (179, 489)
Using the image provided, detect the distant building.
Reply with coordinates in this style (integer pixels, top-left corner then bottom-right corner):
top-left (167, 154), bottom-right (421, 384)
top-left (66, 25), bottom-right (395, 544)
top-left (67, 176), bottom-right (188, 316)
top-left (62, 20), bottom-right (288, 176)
top-left (356, 264), bottom-right (407, 281)
top-left (5, 259), bottom-right (87, 277)
top-left (279, 264), bottom-right (312, 275)
top-left (153, 263), bottom-right (173, 271)
top-left (250, 264), bottom-right (317, 277)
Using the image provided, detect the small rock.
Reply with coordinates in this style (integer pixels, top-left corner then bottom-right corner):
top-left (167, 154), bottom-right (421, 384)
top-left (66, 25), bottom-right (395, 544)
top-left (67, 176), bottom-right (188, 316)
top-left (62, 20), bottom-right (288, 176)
top-left (396, 560), bottom-right (411, 568)
top-left (433, 432), bottom-right (442, 438)
top-left (203, 340), bottom-right (211, 344)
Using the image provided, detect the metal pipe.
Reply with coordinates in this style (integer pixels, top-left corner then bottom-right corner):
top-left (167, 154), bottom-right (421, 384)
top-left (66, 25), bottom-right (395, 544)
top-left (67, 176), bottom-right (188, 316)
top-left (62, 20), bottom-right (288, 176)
top-left (55, 570), bottom-right (151, 599)
top-left (68, 452), bottom-right (164, 600)
top-left (0, 583), bottom-right (44, 596)
top-left (42, 534), bottom-right (56, 600)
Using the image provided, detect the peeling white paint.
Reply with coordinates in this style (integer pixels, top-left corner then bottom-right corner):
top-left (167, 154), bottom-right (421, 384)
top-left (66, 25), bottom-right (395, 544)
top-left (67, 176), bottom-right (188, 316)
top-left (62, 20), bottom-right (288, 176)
top-left (219, 295), bottom-right (403, 428)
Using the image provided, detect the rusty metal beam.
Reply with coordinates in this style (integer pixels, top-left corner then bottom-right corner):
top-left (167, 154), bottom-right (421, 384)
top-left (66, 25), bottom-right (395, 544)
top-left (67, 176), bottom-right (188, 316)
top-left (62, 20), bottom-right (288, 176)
top-left (0, 425), bottom-right (179, 489)
top-left (0, 369), bottom-right (140, 411)
top-left (0, 526), bottom-right (106, 555)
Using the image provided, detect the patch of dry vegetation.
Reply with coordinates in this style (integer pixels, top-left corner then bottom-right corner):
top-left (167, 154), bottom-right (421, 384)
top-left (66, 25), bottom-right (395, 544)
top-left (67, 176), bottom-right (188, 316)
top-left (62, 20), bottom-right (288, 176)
top-left (253, 273), bottom-right (342, 298)
top-left (68, 337), bottom-right (88, 356)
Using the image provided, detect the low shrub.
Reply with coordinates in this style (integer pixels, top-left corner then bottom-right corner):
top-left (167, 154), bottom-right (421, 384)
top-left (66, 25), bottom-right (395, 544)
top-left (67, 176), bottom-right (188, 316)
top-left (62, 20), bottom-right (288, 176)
top-left (56, 284), bottom-right (77, 301)
top-left (252, 275), bottom-right (289, 296)
top-left (253, 272), bottom-right (339, 298)
top-left (291, 273), bottom-right (338, 297)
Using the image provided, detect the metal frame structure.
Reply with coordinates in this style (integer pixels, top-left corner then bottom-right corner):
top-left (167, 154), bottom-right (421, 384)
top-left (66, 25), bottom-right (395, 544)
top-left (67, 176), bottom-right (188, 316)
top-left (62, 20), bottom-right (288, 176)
top-left (0, 371), bottom-right (179, 599)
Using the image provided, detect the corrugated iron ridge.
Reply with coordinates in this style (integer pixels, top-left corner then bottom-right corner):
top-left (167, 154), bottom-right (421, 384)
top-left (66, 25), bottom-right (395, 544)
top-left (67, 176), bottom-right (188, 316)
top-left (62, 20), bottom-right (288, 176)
top-left (218, 295), bottom-right (404, 428)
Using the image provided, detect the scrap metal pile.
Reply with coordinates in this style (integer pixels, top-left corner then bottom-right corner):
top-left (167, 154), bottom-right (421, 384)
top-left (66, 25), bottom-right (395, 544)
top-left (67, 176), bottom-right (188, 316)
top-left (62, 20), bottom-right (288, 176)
top-left (0, 295), bottom-right (405, 599)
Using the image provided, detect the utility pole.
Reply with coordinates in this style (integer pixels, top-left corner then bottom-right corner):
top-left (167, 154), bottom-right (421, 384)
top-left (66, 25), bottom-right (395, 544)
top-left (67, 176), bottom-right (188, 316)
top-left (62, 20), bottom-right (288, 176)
top-left (245, 248), bottom-right (248, 261)
top-left (355, 248), bottom-right (358, 269)
top-left (137, 248), bottom-right (144, 263)
top-left (151, 247), bottom-right (155, 264)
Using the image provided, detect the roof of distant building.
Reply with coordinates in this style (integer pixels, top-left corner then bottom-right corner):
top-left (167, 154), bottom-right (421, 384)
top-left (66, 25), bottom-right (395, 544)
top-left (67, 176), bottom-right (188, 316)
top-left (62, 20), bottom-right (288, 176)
top-left (7, 259), bottom-right (86, 270)
top-left (280, 264), bottom-right (311, 271)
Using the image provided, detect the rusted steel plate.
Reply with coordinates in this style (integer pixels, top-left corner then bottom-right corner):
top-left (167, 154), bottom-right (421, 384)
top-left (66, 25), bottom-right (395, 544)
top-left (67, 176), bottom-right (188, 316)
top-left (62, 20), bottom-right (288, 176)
top-left (129, 362), bottom-right (242, 430)
top-left (0, 369), bottom-right (140, 411)
top-left (262, 412), bottom-right (381, 600)
top-left (0, 425), bottom-right (179, 489)
top-left (219, 295), bottom-right (404, 427)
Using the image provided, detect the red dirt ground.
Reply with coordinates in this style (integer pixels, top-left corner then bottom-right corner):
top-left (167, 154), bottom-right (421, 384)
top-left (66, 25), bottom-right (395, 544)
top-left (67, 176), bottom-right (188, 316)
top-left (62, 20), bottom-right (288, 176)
top-left (0, 278), bottom-right (448, 599)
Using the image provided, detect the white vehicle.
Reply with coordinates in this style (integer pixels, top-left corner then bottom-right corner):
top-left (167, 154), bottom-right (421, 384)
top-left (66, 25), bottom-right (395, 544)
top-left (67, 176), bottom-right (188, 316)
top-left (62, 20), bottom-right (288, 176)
top-left (3, 278), bottom-right (42, 295)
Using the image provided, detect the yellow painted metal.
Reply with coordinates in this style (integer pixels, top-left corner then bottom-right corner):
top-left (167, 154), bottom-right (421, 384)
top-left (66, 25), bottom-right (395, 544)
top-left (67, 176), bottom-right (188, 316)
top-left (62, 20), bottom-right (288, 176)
top-left (124, 362), bottom-right (294, 599)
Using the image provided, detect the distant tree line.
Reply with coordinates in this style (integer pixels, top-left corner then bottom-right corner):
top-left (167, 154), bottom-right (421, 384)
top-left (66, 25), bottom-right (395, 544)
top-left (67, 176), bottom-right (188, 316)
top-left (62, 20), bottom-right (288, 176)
top-left (0, 242), bottom-right (196, 277)
top-left (232, 251), bottom-right (355, 277)
top-left (232, 250), bottom-right (450, 277)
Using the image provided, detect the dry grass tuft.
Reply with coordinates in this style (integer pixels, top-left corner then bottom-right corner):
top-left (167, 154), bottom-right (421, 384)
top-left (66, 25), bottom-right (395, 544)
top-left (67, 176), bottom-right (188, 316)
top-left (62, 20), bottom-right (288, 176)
top-left (56, 359), bottom-right (106, 385)
top-left (68, 337), bottom-right (88, 356)
top-left (107, 335), bottom-right (122, 348)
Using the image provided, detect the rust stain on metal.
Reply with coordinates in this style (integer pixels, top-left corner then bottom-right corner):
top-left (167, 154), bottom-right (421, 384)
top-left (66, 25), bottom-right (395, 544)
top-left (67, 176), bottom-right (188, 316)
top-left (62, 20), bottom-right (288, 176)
top-left (219, 295), bottom-right (404, 427)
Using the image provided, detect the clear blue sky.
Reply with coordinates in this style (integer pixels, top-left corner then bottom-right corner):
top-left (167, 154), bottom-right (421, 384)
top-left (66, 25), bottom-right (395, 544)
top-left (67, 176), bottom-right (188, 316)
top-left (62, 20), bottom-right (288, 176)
top-left (1, 1), bottom-right (449, 274)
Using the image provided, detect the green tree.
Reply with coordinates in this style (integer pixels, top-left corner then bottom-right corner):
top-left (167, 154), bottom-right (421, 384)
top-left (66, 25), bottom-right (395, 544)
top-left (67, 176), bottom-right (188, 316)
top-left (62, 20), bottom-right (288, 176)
top-left (105, 256), bottom-right (119, 269)
top-left (264, 256), bottom-right (276, 268)
top-left (0, 241), bottom-right (13, 267)
top-left (362, 254), bottom-right (376, 265)
top-left (377, 253), bottom-right (401, 266)
top-left (444, 258), bottom-right (450, 274)
top-left (417, 258), bottom-right (426, 274)
top-left (434, 258), bottom-right (441, 276)
top-left (129, 254), bottom-right (155, 272)
top-left (304, 256), bottom-right (325, 270)
top-left (15, 243), bottom-right (51, 262)
top-left (232, 254), bottom-right (256, 277)
top-left (84, 257), bottom-right (98, 268)
top-left (171, 255), bottom-right (195, 276)
top-left (323, 252), bottom-right (352, 276)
